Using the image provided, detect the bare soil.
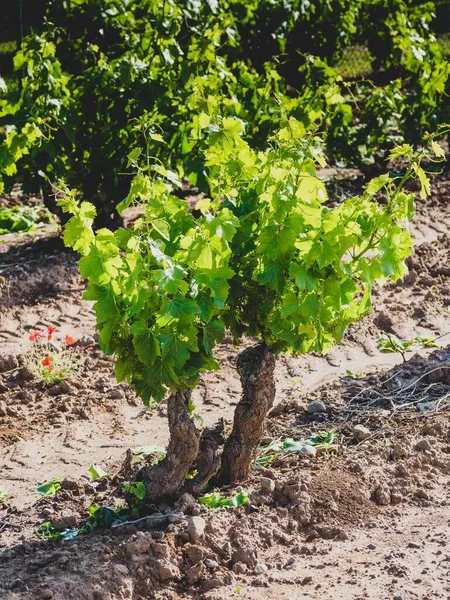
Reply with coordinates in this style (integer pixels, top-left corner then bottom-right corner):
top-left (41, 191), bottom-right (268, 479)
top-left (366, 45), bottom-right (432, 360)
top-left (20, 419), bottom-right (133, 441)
top-left (0, 173), bottom-right (450, 600)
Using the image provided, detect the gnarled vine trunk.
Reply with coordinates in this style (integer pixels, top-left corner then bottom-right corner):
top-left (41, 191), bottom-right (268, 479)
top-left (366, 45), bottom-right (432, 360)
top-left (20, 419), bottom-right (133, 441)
top-left (216, 343), bottom-right (276, 485)
top-left (181, 421), bottom-right (224, 496)
top-left (136, 346), bottom-right (276, 502)
top-left (138, 390), bottom-right (200, 503)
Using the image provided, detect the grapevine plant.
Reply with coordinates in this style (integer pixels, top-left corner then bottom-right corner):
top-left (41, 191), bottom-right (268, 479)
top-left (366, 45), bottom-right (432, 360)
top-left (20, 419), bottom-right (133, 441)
top-left (59, 117), bottom-right (441, 502)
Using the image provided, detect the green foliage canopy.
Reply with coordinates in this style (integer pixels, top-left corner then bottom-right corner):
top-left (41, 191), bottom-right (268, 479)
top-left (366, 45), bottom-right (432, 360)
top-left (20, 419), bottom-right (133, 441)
top-left (59, 118), bottom-right (434, 404)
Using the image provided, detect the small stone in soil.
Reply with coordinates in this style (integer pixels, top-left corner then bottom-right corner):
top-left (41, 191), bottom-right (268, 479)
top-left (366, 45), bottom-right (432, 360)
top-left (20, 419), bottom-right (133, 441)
top-left (368, 543), bottom-right (377, 550)
top-left (352, 424), bottom-right (371, 441)
top-left (168, 512), bottom-right (184, 524)
top-left (6, 406), bottom-right (19, 417)
top-left (186, 516), bottom-right (206, 543)
top-left (284, 557), bottom-right (295, 569)
top-left (254, 563), bottom-right (268, 574)
top-left (417, 401), bottom-right (436, 413)
top-left (415, 489), bottom-right (430, 500)
top-left (59, 380), bottom-right (73, 394)
top-left (307, 400), bottom-right (326, 414)
top-left (114, 564), bottom-right (129, 576)
top-left (110, 387), bottom-right (125, 400)
top-left (414, 439), bottom-right (432, 451)
top-left (20, 366), bottom-right (34, 380)
top-left (260, 477), bottom-right (275, 493)
top-left (204, 558), bottom-right (219, 569)
top-left (299, 444), bottom-right (317, 458)
top-left (222, 541), bottom-right (232, 555)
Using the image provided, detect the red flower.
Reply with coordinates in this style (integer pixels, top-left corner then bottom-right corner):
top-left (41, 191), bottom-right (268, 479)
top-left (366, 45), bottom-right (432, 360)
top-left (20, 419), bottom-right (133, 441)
top-left (47, 325), bottom-right (56, 341)
top-left (46, 364), bottom-right (54, 372)
top-left (41, 356), bottom-right (53, 367)
top-left (65, 335), bottom-right (75, 346)
top-left (87, 347), bottom-right (93, 353)
top-left (29, 329), bottom-right (41, 342)
top-left (77, 347), bottom-right (84, 354)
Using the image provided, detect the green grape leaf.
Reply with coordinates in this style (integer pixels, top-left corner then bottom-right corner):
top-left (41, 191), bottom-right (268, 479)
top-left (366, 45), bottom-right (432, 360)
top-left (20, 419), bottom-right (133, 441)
top-left (150, 133), bottom-right (165, 143)
top-left (414, 165), bottom-right (431, 199)
top-left (289, 262), bottom-right (317, 291)
top-left (88, 465), bottom-right (109, 481)
top-left (160, 296), bottom-right (200, 322)
top-left (153, 266), bottom-right (189, 295)
top-left (79, 245), bottom-right (122, 283)
top-left (145, 358), bottom-right (179, 388)
top-left (115, 355), bottom-right (133, 383)
top-left (388, 144), bottom-right (413, 160)
top-left (258, 218), bottom-right (300, 259)
top-left (202, 319), bottom-right (224, 353)
top-left (36, 479), bottom-right (61, 497)
top-left (83, 284), bottom-right (119, 323)
top-left (152, 219), bottom-right (170, 240)
top-left (159, 329), bottom-right (197, 369)
top-left (256, 260), bottom-right (285, 293)
top-left (364, 174), bottom-right (390, 196)
top-left (127, 148), bottom-right (141, 167)
top-left (63, 210), bottom-right (95, 256)
top-left (222, 117), bottom-right (243, 137)
top-left (131, 321), bottom-right (161, 366)
top-left (431, 142), bottom-right (445, 159)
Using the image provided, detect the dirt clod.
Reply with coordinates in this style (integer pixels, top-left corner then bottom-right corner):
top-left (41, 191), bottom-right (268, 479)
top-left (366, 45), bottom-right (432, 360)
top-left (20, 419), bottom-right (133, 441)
top-left (52, 513), bottom-right (78, 530)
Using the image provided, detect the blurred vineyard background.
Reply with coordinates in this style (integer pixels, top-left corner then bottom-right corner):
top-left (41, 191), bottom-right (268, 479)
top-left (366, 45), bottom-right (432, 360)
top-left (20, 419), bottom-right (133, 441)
top-left (0, 1), bottom-right (46, 99)
top-left (1, 0), bottom-right (449, 224)
top-left (2, 1), bottom-right (448, 85)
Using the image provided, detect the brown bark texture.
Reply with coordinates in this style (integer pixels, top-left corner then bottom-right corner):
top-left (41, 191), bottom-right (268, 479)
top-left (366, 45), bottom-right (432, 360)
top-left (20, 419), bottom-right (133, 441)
top-left (138, 390), bottom-right (200, 503)
top-left (216, 343), bottom-right (276, 485)
top-left (181, 420), bottom-right (225, 496)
